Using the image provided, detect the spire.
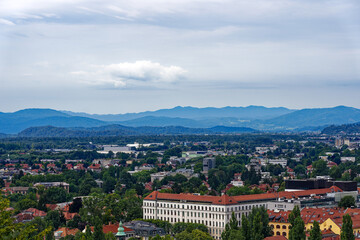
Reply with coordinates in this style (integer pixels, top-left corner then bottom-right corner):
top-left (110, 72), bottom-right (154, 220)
top-left (115, 221), bottom-right (126, 239)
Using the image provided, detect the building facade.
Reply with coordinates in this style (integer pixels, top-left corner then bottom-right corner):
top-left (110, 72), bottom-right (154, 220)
top-left (203, 157), bottom-right (216, 172)
top-left (143, 187), bottom-right (343, 239)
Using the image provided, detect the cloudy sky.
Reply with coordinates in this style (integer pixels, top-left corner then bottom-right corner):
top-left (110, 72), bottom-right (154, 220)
top-left (1, 0), bottom-right (360, 114)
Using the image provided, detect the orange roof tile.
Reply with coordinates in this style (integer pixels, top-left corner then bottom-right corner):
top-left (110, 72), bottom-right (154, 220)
top-left (144, 187), bottom-right (341, 205)
top-left (90, 223), bottom-right (133, 234)
top-left (55, 227), bottom-right (79, 237)
top-left (264, 236), bottom-right (287, 240)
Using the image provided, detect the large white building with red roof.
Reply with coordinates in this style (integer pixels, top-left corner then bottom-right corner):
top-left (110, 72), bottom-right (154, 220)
top-left (143, 186), bottom-right (344, 239)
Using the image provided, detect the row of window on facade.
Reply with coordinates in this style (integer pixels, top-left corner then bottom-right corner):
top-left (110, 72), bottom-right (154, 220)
top-left (143, 215), bottom-right (226, 228)
top-left (144, 208), bottom-right (253, 221)
top-left (144, 202), bottom-right (225, 212)
top-left (143, 202), bottom-right (267, 212)
top-left (270, 224), bottom-right (288, 229)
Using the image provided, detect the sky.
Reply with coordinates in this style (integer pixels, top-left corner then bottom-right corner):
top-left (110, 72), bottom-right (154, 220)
top-left (0, 0), bottom-right (360, 114)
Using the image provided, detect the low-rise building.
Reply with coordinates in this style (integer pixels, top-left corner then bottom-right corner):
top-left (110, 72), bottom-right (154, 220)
top-left (2, 186), bottom-right (29, 195)
top-left (150, 172), bottom-right (170, 182)
top-left (341, 157), bottom-right (356, 163)
top-left (123, 221), bottom-right (165, 239)
top-left (260, 158), bottom-right (287, 168)
top-left (34, 182), bottom-right (70, 192)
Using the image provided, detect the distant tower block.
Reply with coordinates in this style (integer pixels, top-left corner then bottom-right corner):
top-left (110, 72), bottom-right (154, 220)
top-left (203, 157), bottom-right (216, 172)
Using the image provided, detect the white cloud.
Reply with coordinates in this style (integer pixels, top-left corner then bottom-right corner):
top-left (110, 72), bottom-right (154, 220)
top-left (0, 0), bottom-right (358, 27)
top-left (71, 60), bottom-right (187, 88)
top-left (0, 18), bottom-right (15, 25)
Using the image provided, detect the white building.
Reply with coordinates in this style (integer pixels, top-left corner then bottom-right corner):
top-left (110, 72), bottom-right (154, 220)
top-left (341, 157), bottom-right (356, 163)
top-left (230, 180), bottom-right (244, 187)
top-left (98, 145), bottom-right (135, 154)
top-left (260, 158), bottom-right (287, 168)
top-left (126, 142), bottom-right (164, 149)
top-left (143, 187), bottom-right (342, 239)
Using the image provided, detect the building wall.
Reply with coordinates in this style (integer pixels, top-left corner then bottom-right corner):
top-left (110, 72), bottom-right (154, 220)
top-left (319, 218), bottom-right (360, 236)
top-left (269, 222), bottom-right (290, 238)
top-left (143, 199), bottom-right (268, 239)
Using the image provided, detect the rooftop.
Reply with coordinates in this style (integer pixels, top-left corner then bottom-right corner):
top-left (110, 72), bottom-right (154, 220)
top-left (144, 186), bottom-right (342, 205)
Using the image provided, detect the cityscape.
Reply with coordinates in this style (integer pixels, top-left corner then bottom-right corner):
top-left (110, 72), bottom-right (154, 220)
top-left (1, 130), bottom-right (360, 239)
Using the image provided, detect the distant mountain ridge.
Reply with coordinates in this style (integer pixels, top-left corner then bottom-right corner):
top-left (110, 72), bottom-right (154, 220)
top-left (0, 113), bottom-right (107, 134)
top-left (62, 105), bottom-right (294, 121)
top-left (17, 125), bottom-right (257, 137)
top-left (322, 122), bottom-right (360, 135)
top-left (265, 106), bottom-right (360, 129)
top-left (1, 105), bottom-right (360, 134)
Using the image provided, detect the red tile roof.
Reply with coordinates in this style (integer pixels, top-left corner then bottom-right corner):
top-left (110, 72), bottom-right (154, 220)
top-left (90, 223), bottom-right (133, 234)
top-left (144, 186), bottom-right (341, 205)
top-left (264, 236), bottom-right (287, 240)
top-left (24, 208), bottom-right (47, 217)
top-left (268, 210), bottom-right (291, 222)
top-left (54, 227), bottom-right (79, 238)
top-left (63, 212), bottom-right (78, 220)
top-left (46, 204), bottom-right (58, 211)
top-left (89, 164), bottom-right (101, 169)
top-left (301, 207), bottom-right (345, 224)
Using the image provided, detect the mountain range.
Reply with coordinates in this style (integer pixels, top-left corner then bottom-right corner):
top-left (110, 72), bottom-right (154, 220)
top-left (1, 105), bottom-right (360, 136)
top-left (17, 125), bottom-right (257, 138)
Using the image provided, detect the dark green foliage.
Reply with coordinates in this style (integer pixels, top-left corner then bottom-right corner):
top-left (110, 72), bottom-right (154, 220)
top-left (40, 187), bottom-right (71, 204)
top-left (222, 212), bottom-right (239, 240)
top-left (248, 206), bottom-right (272, 238)
top-left (289, 207), bottom-right (306, 240)
top-left (172, 222), bottom-right (208, 234)
top-left (164, 147), bottom-right (182, 157)
top-left (79, 174), bottom-right (98, 195)
top-left (226, 186), bottom-right (264, 196)
top-left (338, 196), bottom-right (356, 208)
top-left (103, 176), bottom-right (116, 193)
top-left (45, 210), bottom-right (66, 229)
top-left (69, 198), bottom-right (82, 213)
top-left (66, 215), bottom-right (82, 229)
top-left (288, 206), bottom-right (300, 226)
top-left (311, 160), bottom-right (329, 177)
top-left (309, 221), bottom-right (321, 240)
top-left (0, 178), bottom-right (4, 188)
top-left (222, 207), bottom-right (270, 240)
top-left (80, 189), bottom-right (142, 225)
top-left (294, 165), bottom-right (306, 175)
top-left (330, 166), bottom-right (342, 179)
top-left (93, 217), bottom-right (105, 240)
top-left (251, 212), bottom-right (264, 240)
top-left (240, 214), bottom-right (250, 240)
top-left (241, 167), bottom-right (261, 185)
top-left (289, 216), bottom-right (306, 240)
top-left (340, 214), bottom-right (355, 240)
top-left (175, 229), bottom-right (212, 240)
top-left (15, 198), bottom-right (37, 211)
